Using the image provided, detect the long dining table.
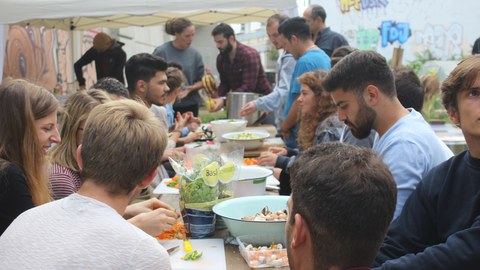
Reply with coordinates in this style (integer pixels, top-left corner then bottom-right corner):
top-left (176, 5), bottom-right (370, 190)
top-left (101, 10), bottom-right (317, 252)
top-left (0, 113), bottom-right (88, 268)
top-left (159, 191), bottom-right (290, 270)
top-left (156, 124), bottom-right (289, 269)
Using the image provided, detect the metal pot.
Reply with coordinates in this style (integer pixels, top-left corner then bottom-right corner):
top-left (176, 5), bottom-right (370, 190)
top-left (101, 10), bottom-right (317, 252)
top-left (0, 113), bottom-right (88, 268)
top-left (226, 92), bottom-right (260, 125)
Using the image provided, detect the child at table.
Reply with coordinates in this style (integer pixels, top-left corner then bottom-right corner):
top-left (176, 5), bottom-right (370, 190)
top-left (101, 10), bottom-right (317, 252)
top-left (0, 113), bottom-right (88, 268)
top-left (163, 65), bottom-right (202, 146)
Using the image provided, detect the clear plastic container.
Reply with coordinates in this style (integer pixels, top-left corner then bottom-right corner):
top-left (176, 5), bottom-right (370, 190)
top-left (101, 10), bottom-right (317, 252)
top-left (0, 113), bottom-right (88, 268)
top-left (236, 234), bottom-right (289, 268)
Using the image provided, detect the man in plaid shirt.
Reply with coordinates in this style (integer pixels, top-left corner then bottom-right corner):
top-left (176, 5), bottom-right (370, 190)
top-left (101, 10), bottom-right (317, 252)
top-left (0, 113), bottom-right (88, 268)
top-left (209, 23), bottom-right (272, 112)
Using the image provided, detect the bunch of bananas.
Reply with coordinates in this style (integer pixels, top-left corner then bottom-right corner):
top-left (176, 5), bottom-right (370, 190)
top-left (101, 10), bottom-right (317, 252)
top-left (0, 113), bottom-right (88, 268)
top-left (201, 74), bottom-right (217, 111)
top-left (202, 74), bottom-right (217, 97)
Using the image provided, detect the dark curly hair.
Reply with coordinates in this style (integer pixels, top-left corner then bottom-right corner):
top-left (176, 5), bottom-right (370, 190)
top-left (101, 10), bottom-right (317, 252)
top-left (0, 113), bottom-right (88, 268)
top-left (297, 70), bottom-right (337, 149)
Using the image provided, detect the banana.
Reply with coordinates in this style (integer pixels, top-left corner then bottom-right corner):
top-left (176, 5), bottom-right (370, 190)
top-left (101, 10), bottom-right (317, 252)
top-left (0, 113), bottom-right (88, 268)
top-left (208, 75), bottom-right (217, 94)
top-left (202, 74), bottom-right (217, 97)
top-left (205, 97), bottom-right (215, 111)
top-left (201, 75), bottom-right (208, 94)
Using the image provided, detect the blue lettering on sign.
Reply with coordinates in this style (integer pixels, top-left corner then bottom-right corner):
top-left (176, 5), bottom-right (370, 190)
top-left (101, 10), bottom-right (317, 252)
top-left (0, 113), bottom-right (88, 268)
top-left (361, 0), bottom-right (389, 10)
top-left (380, 21), bottom-right (411, 47)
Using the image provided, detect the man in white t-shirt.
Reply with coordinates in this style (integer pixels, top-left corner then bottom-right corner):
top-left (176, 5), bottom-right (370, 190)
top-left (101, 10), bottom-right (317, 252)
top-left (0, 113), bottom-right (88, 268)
top-left (323, 50), bottom-right (453, 219)
top-left (0, 100), bottom-right (172, 269)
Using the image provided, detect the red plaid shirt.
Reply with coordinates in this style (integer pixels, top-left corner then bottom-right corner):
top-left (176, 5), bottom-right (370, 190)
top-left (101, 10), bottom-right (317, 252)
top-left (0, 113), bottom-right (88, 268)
top-left (216, 42), bottom-right (272, 96)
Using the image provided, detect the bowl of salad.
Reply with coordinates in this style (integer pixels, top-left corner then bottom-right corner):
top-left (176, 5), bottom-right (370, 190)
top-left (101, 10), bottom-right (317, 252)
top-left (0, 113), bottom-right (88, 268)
top-left (222, 130), bottom-right (270, 150)
top-left (210, 119), bottom-right (247, 142)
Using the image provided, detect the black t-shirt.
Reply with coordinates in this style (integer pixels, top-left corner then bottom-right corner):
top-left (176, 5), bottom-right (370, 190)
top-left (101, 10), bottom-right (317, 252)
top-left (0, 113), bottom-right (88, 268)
top-left (374, 151), bottom-right (480, 269)
top-left (0, 163), bottom-right (34, 235)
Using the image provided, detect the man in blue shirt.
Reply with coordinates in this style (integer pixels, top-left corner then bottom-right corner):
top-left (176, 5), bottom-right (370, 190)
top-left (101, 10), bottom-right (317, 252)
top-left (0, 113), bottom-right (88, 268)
top-left (323, 50), bottom-right (453, 218)
top-left (277, 17), bottom-right (330, 148)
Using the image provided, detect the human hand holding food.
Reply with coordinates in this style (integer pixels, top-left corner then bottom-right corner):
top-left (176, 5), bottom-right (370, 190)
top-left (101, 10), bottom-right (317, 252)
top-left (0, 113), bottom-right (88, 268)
top-left (124, 198), bottom-right (176, 218)
top-left (128, 207), bottom-right (179, 236)
top-left (209, 97), bottom-right (225, 112)
top-left (125, 198), bottom-right (180, 236)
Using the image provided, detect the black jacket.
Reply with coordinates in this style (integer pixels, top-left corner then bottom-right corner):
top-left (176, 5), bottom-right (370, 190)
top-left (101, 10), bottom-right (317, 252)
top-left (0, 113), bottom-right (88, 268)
top-left (74, 40), bottom-right (126, 86)
top-left (374, 151), bottom-right (480, 269)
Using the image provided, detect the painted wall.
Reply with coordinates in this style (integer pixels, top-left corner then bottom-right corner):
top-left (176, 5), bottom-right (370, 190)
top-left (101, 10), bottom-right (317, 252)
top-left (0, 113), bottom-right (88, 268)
top-left (2, 25), bottom-right (74, 93)
top-left (315, 0), bottom-right (480, 63)
top-left (1, 25), bottom-right (105, 93)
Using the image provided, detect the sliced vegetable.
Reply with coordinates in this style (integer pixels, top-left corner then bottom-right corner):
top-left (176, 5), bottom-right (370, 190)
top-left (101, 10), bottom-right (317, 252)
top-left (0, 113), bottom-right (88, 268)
top-left (183, 250), bottom-right (203, 261)
top-left (183, 240), bottom-right (192, 253)
top-left (155, 222), bottom-right (187, 240)
top-left (243, 158), bottom-right (258, 166)
top-left (165, 175), bottom-right (180, 188)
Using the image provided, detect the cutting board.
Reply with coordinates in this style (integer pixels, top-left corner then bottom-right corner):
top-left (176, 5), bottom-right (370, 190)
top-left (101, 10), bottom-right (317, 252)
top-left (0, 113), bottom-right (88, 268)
top-left (159, 239), bottom-right (226, 270)
top-left (153, 178), bottom-right (179, 194)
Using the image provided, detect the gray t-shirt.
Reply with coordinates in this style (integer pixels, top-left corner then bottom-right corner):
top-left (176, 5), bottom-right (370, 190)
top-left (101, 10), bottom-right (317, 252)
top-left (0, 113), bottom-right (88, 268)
top-left (153, 42), bottom-right (205, 107)
top-left (0, 193), bottom-right (171, 269)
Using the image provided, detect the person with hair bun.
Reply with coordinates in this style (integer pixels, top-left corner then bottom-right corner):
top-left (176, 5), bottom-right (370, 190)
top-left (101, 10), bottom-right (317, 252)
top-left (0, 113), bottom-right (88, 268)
top-left (153, 18), bottom-right (205, 116)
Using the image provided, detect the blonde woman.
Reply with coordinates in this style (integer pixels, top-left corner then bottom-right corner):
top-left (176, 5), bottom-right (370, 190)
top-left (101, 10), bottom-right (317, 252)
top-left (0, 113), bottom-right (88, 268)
top-left (49, 89), bottom-right (110, 200)
top-left (421, 74), bottom-right (441, 118)
top-left (48, 90), bottom-right (179, 236)
top-left (0, 79), bottom-right (61, 235)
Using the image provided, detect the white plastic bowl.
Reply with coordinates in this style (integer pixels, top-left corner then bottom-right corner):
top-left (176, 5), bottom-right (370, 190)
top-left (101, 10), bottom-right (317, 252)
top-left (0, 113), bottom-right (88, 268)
top-left (210, 119), bottom-right (248, 142)
top-left (222, 130), bottom-right (270, 150)
top-left (233, 166), bottom-right (273, 197)
top-left (212, 195), bottom-right (289, 238)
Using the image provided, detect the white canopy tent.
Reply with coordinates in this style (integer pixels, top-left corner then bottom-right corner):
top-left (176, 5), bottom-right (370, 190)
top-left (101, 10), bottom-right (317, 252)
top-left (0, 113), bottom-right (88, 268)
top-left (0, 0), bottom-right (298, 29)
top-left (0, 0), bottom-right (298, 87)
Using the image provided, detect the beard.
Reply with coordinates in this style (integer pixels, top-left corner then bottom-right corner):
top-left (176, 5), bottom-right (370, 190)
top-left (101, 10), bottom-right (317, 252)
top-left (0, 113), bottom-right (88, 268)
top-left (219, 40), bottom-right (233, 56)
top-left (348, 102), bottom-right (376, 139)
top-left (145, 84), bottom-right (163, 107)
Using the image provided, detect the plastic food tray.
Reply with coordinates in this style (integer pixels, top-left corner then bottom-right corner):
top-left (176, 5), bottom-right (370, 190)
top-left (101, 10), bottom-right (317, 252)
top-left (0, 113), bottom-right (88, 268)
top-left (236, 234), bottom-right (289, 268)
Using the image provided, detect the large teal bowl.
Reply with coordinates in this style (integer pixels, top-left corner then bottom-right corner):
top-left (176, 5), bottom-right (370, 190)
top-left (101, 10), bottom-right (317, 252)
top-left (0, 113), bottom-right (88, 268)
top-left (212, 195), bottom-right (289, 238)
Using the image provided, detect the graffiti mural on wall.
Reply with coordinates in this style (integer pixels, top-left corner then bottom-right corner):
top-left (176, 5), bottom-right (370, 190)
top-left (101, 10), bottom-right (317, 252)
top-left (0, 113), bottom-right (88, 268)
top-left (78, 31), bottom-right (98, 90)
top-left (3, 25), bottom-right (74, 93)
top-left (3, 25), bottom-right (98, 94)
top-left (356, 26), bottom-right (380, 50)
top-left (339, 0), bottom-right (389, 13)
top-left (414, 23), bottom-right (463, 60)
top-left (379, 21), bottom-right (411, 48)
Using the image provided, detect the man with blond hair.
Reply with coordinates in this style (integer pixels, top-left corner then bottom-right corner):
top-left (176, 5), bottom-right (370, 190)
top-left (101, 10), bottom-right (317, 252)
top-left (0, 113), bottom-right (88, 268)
top-left (0, 100), bottom-right (172, 269)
